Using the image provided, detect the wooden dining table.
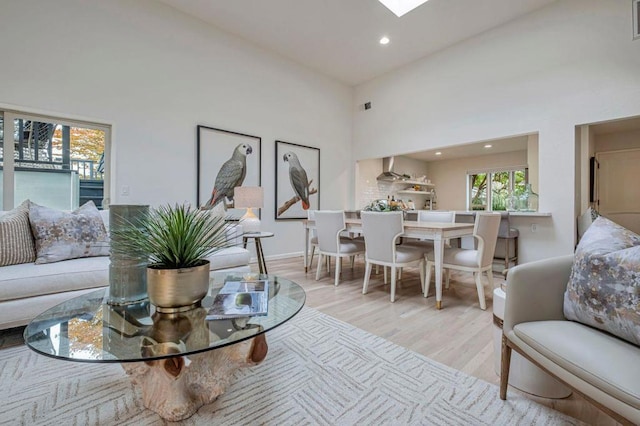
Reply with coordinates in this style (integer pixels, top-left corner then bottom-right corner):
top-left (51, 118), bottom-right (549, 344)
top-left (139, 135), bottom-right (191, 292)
top-left (303, 218), bottom-right (475, 309)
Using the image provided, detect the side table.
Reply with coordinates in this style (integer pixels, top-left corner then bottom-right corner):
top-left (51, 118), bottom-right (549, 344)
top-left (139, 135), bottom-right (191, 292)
top-left (243, 231), bottom-right (274, 274)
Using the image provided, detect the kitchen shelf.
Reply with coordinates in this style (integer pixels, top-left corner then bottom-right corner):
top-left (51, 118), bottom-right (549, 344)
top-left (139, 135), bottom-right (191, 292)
top-left (397, 190), bottom-right (433, 195)
top-left (394, 180), bottom-right (434, 187)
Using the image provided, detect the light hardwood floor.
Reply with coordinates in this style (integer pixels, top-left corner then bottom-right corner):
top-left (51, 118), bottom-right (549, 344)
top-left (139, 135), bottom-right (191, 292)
top-left (0, 255), bottom-right (620, 425)
top-left (268, 255), bottom-right (620, 426)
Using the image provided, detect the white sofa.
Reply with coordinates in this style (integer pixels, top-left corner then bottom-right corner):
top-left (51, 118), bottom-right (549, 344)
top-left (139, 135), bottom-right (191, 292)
top-left (0, 209), bottom-right (251, 330)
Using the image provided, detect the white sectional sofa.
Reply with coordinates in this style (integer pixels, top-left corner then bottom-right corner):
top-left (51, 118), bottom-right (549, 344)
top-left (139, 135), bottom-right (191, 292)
top-left (0, 209), bottom-right (251, 330)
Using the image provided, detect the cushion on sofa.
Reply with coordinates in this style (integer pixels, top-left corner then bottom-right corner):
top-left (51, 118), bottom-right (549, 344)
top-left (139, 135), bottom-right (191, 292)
top-left (205, 246), bottom-right (251, 271)
top-left (0, 200), bottom-right (36, 266)
top-left (28, 200), bottom-right (110, 264)
top-left (563, 216), bottom-right (640, 345)
top-left (0, 256), bottom-right (110, 302)
top-left (513, 320), bottom-right (640, 409)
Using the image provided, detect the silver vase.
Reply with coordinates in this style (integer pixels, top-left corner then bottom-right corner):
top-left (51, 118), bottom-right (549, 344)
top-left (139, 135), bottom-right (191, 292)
top-left (108, 204), bottom-right (149, 305)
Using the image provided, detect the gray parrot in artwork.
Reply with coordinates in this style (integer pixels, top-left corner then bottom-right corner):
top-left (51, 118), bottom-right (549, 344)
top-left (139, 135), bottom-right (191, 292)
top-left (205, 143), bottom-right (253, 208)
top-left (283, 151), bottom-right (310, 210)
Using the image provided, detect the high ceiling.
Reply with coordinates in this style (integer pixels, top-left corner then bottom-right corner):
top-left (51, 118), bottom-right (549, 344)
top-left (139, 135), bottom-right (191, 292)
top-left (157, 0), bottom-right (558, 86)
top-left (405, 135), bottom-right (530, 162)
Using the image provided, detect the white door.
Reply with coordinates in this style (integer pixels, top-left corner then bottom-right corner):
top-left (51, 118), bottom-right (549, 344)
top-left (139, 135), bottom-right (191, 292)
top-left (596, 149), bottom-right (640, 234)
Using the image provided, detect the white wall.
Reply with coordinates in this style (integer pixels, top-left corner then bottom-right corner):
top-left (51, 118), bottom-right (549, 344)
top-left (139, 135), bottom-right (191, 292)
top-left (595, 129), bottom-right (640, 152)
top-left (0, 0), bottom-right (353, 258)
top-left (354, 0), bottom-right (640, 262)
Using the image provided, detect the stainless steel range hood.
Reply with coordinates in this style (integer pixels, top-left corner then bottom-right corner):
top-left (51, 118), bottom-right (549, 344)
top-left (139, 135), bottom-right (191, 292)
top-left (377, 157), bottom-right (404, 181)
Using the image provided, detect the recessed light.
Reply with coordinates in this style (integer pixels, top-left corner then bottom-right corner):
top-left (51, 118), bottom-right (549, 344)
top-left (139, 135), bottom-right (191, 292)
top-left (484, 144), bottom-right (492, 148)
top-left (435, 151), bottom-right (442, 156)
top-left (378, 0), bottom-right (430, 17)
top-left (379, 36), bottom-right (390, 45)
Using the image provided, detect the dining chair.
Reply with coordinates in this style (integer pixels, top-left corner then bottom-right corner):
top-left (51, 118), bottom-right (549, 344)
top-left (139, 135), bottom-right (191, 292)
top-left (425, 212), bottom-right (501, 310)
top-left (403, 210), bottom-right (456, 249)
top-left (307, 209), bottom-right (319, 270)
top-left (361, 211), bottom-right (426, 302)
top-left (315, 210), bottom-right (365, 286)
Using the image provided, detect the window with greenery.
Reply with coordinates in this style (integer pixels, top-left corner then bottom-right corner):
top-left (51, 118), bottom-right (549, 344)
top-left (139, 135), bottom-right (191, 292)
top-left (468, 168), bottom-right (526, 211)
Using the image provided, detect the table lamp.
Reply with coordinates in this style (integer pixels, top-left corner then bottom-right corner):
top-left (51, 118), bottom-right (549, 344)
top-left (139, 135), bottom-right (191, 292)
top-left (234, 186), bottom-right (263, 233)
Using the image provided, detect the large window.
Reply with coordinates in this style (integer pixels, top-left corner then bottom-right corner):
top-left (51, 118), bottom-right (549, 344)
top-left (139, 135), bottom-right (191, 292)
top-left (468, 168), bottom-right (526, 211)
top-left (0, 109), bottom-right (110, 210)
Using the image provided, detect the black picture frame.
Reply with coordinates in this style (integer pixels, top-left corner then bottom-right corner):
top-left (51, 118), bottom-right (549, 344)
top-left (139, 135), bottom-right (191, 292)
top-left (589, 156), bottom-right (598, 203)
top-left (197, 125), bottom-right (261, 220)
top-left (275, 140), bottom-right (320, 220)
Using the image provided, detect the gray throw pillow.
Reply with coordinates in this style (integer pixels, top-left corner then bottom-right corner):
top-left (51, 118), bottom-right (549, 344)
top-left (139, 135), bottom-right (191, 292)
top-left (0, 200), bottom-right (36, 266)
top-left (564, 216), bottom-right (640, 345)
top-left (28, 200), bottom-right (109, 264)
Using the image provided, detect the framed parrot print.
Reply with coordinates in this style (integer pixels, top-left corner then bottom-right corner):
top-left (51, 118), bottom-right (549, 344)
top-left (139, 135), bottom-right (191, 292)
top-left (275, 140), bottom-right (320, 220)
top-left (197, 125), bottom-right (261, 220)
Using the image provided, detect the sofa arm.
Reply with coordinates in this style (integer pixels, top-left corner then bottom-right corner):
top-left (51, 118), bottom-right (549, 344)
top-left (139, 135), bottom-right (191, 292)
top-left (503, 255), bottom-right (573, 335)
top-left (225, 223), bottom-right (244, 247)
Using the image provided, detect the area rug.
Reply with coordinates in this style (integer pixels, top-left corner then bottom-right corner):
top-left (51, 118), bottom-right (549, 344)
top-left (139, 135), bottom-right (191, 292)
top-left (0, 307), bottom-right (580, 425)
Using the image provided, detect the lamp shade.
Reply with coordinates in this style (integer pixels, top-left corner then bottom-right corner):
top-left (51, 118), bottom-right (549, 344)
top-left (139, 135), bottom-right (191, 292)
top-left (234, 186), bottom-right (263, 233)
top-left (234, 186), bottom-right (264, 209)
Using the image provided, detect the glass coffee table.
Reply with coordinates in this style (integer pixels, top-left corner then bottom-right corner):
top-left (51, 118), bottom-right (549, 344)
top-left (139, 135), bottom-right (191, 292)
top-left (24, 273), bottom-right (305, 421)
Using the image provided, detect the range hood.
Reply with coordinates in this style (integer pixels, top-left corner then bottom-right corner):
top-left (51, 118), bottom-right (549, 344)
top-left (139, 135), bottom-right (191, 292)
top-left (377, 157), bottom-right (404, 181)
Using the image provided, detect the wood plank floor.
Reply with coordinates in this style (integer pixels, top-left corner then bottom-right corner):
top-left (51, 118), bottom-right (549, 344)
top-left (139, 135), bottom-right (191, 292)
top-left (267, 255), bottom-right (620, 426)
top-left (0, 255), bottom-right (620, 425)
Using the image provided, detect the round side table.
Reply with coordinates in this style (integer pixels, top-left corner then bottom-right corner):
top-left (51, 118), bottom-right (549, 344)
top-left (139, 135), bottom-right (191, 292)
top-left (242, 232), bottom-right (274, 274)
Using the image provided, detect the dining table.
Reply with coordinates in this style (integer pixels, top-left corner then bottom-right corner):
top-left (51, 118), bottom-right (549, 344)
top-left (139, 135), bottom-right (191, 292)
top-left (303, 218), bottom-right (475, 309)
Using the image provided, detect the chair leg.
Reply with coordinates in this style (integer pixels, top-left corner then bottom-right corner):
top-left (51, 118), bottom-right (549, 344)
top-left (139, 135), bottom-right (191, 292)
top-left (326, 256), bottom-right (330, 274)
top-left (309, 246), bottom-right (316, 270)
top-left (363, 261), bottom-right (372, 294)
top-left (504, 238), bottom-right (510, 270)
top-left (424, 261), bottom-right (433, 298)
top-left (383, 267), bottom-right (388, 284)
top-left (445, 269), bottom-right (450, 289)
top-left (350, 255), bottom-right (355, 269)
top-left (487, 269), bottom-right (495, 290)
top-left (475, 272), bottom-right (487, 310)
top-left (419, 259), bottom-right (425, 294)
top-left (334, 256), bottom-right (341, 286)
top-left (375, 264), bottom-right (379, 274)
top-left (398, 267), bottom-right (402, 280)
top-left (500, 334), bottom-right (512, 400)
top-left (315, 254), bottom-right (323, 280)
top-left (390, 266), bottom-right (397, 302)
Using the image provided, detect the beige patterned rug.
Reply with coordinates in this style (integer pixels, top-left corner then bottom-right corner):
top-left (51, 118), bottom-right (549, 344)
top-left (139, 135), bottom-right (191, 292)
top-left (0, 307), bottom-right (580, 425)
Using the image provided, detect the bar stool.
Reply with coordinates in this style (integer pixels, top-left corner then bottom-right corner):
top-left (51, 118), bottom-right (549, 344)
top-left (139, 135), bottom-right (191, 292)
top-left (493, 212), bottom-right (519, 270)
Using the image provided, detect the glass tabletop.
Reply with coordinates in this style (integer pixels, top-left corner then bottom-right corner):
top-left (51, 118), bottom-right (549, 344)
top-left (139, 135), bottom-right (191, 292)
top-left (24, 273), bottom-right (306, 363)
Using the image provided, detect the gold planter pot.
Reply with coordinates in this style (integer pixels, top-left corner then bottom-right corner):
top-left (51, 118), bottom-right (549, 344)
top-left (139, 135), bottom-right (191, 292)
top-left (147, 260), bottom-right (210, 313)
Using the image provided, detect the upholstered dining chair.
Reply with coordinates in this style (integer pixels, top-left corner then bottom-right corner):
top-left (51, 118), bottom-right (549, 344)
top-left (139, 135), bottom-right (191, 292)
top-left (403, 210), bottom-right (456, 250)
top-left (361, 211), bottom-right (426, 302)
top-left (307, 209), bottom-right (319, 270)
top-left (315, 210), bottom-right (365, 286)
top-left (425, 212), bottom-right (501, 310)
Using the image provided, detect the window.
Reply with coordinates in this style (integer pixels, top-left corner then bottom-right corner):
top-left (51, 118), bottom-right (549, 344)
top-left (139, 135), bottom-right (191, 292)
top-left (468, 168), bottom-right (526, 211)
top-left (0, 109), bottom-right (110, 210)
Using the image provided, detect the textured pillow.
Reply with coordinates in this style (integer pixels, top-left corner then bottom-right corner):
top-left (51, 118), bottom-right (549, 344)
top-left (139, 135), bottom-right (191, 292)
top-left (564, 216), bottom-right (640, 345)
top-left (0, 200), bottom-right (36, 266)
top-left (28, 200), bottom-right (109, 264)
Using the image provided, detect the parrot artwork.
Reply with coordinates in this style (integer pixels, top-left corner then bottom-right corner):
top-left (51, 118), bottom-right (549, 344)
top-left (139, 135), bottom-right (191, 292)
top-left (283, 151), bottom-right (310, 210)
top-left (205, 143), bottom-right (253, 208)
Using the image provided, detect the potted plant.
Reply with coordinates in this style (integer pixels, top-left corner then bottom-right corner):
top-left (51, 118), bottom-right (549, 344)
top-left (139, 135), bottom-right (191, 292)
top-left (111, 203), bottom-right (230, 312)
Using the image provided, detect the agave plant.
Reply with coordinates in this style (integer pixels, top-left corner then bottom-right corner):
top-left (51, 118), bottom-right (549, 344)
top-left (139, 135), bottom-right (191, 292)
top-left (110, 203), bottom-right (230, 269)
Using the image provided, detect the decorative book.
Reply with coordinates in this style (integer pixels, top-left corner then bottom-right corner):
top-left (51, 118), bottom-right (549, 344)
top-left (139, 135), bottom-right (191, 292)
top-left (206, 279), bottom-right (269, 320)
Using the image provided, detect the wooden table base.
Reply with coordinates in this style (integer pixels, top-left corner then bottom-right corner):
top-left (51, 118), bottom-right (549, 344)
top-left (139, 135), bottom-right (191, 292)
top-left (122, 334), bottom-right (268, 421)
